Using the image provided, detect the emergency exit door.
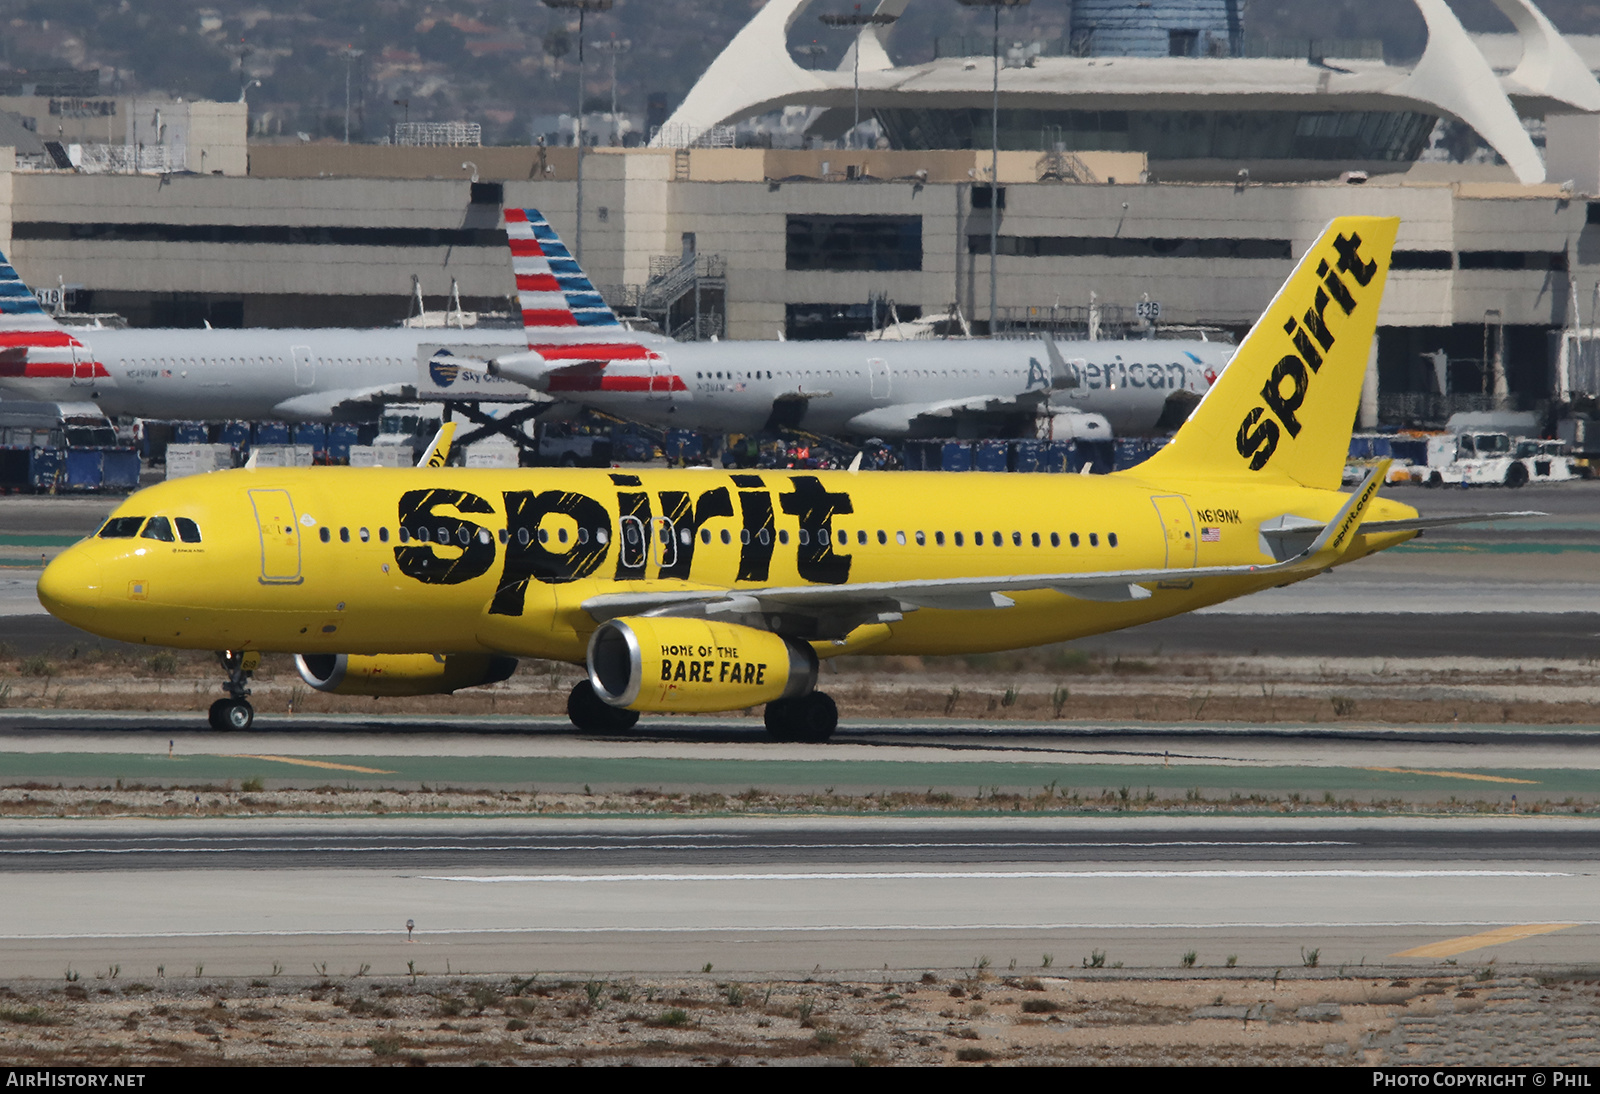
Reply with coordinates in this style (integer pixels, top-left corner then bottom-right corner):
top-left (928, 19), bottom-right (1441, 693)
top-left (249, 488), bottom-right (304, 585)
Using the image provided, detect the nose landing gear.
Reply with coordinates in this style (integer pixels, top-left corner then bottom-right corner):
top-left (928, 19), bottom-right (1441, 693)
top-left (208, 650), bottom-right (259, 731)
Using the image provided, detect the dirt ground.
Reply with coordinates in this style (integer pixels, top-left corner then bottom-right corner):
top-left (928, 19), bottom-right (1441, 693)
top-left (0, 782), bottom-right (1580, 820)
top-left (7, 644), bottom-right (1600, 726)
top-left (1, 970), bottom-right (1595, 1066)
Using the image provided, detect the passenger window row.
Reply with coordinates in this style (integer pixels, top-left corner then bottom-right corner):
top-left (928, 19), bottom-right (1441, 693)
top-left (97, 516), bottom-right (202, 543)
top-left (314, 520), bottom-right (1116, 551)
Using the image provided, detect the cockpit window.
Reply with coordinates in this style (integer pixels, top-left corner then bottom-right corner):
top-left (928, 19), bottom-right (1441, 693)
top-left (140, 516), bottom-right (175, 542)
top-left (98, 517), bottom-right (145, 538)
top-left (174, 518), bottom-right (202, 543)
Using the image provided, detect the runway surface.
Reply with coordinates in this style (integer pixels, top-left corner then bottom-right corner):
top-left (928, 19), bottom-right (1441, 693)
top-left (3, 715), bottom-right (1600, 797)
top-left (0, 817), bottom-right (1594, 977)
top-left (4, 490), bottom-right (1598, 982)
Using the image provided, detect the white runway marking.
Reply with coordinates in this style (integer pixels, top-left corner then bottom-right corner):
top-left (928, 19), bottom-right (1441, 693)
top-left (1, 919), bottom-right (1594, 942)
top-left (0, 839), bottom-right (1360, 856)
top-left (419, 868), bottom-right (1571, 884)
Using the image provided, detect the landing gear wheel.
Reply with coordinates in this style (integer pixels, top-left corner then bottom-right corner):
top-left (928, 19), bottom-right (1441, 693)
top-left (763, 698), bottom-right (799, 742)
top-left (1425, 471), bottom-right (1442, 488)
top-left (208, 697), bottom-right (254, 731)
top-left (764, 692), bottom-right (837, 743)
top-left (567, 680), bottom-right (640, 733)
top-left (1505, 462), bottom-right (1528, 488)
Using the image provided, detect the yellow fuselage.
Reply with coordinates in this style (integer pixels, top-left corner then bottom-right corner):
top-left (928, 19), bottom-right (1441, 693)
top-left (38, 465), bottom-right (1417, 662)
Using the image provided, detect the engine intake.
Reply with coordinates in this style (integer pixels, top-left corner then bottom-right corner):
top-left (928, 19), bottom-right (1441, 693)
top-left (294, 653), bottom-right (517, 697)
top-left (587, 617), bottom-right (817, 713)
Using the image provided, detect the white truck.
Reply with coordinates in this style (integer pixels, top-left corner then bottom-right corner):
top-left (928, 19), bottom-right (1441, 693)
top-left (1422, 431), bottom-right (1579, 487)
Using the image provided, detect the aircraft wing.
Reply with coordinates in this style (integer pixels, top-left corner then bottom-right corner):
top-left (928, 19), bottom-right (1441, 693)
top-left (844, 392), bottom-right (1047, 435)
top-left (271, 384), bottom-right (414, 421)
top-left (583, 465), bottom-right (1391, 633)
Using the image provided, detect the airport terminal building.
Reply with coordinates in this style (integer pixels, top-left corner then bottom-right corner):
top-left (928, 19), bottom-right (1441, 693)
top-left (2, 0), bottom-right (1600, 428)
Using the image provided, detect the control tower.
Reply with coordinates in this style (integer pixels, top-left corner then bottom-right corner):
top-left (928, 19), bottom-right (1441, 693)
top-left (1069, 0), bottom-right (1245, 58)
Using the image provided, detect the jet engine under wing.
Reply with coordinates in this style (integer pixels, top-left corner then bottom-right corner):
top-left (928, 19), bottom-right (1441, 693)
top-left (272, 384), bottom-right (415, 421)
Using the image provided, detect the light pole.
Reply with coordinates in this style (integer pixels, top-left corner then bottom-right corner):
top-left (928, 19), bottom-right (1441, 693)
top-left (957, 0), bottom-right (1029, 335)
top-left (342, 46), bottom-right (363, 144)
top-left (593, 37), bottom-right (631, 146)
top-left (543, 0), bottom-right (613, 264)
top-left (795, 42), bottom-right (828, 70)
top-left (819, 6), bottom-right (898, 150)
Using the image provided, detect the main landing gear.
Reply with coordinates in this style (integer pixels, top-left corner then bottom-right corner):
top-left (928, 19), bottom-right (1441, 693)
top-left (764, 692), bottom-right (838, 743)
top-left (567, 679), bottom-right (640, 733)
top-left (208, 650), bottom-right (258, 731)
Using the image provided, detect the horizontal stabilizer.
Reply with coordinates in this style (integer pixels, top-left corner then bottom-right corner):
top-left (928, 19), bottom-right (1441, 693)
top-left (1360, 510), bottom-right (1545, 534)
top-left (486, 349), bottom-right (555, 389)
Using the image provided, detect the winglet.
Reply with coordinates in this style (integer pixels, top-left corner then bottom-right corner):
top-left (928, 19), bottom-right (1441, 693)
top-left (1304, 459), bottom-right (1389, 559)
top-left (848, 451), bottom-right (863, 474)
top-left (418, 422), bottom-right (457, 468)
top-left (1041, 335), bottom-right (1077, 390)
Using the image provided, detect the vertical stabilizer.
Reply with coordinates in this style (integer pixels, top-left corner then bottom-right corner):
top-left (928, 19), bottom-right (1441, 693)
top-left (505, 208), bottom-right (622, 329)
top-left (0, 249), bottom-right (105, 385)
top-left (1126, 217), bottom-right (1398, 491)
top-left (503, 208), bottom-right (658, 370)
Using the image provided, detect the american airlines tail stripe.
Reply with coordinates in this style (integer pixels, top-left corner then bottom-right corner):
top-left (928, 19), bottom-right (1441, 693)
top-left (2, 360), bottom-right (112, 379)
top-left (516, 273), bottom-right (561, 292)
top-left (522, 308), bottom-right (580, 328)
top-left (519, 291), bottom-right (570, 311)
top-left (547, 371), bottom-right (689, 393)
top-left (509, 206), bottom-right (625, 331)
top-left (0, 331), bottom-right (79, 348)
top-left (530, 341), bottom-right (657, 362)
top-left (0, 263), bottom-right (46, 315)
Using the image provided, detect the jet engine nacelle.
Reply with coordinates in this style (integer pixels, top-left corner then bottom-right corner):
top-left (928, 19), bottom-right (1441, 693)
top-left (1042, 410), bottom-right (1113, 442)
top-left (587, 617), bottom-right (817, 713)
top-left (294, 653), bottom-right (518, 697)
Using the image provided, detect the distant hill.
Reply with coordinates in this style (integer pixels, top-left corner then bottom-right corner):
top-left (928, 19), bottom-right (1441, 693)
top-left (0, 1), bottom-right (1594, 146)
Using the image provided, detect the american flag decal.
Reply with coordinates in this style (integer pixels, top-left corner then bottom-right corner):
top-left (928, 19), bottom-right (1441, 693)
top-left (1201, 527), bottom-right (1221, 542)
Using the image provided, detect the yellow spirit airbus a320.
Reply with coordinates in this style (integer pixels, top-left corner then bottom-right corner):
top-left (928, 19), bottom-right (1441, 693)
top-left (38, 216), bottom-right (1488, 738)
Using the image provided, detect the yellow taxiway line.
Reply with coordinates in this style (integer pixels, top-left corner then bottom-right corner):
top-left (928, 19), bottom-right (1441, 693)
top-left (1391, 923), bottom-right (1578, 959)
top-left (1363, 767), bottom-right (1539, 785)
top-left (217, 754), bottom-right (399, 775)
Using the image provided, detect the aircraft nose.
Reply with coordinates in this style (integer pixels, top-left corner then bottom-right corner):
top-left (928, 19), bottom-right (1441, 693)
top-left (36, 548), bottom-right (103, 625)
